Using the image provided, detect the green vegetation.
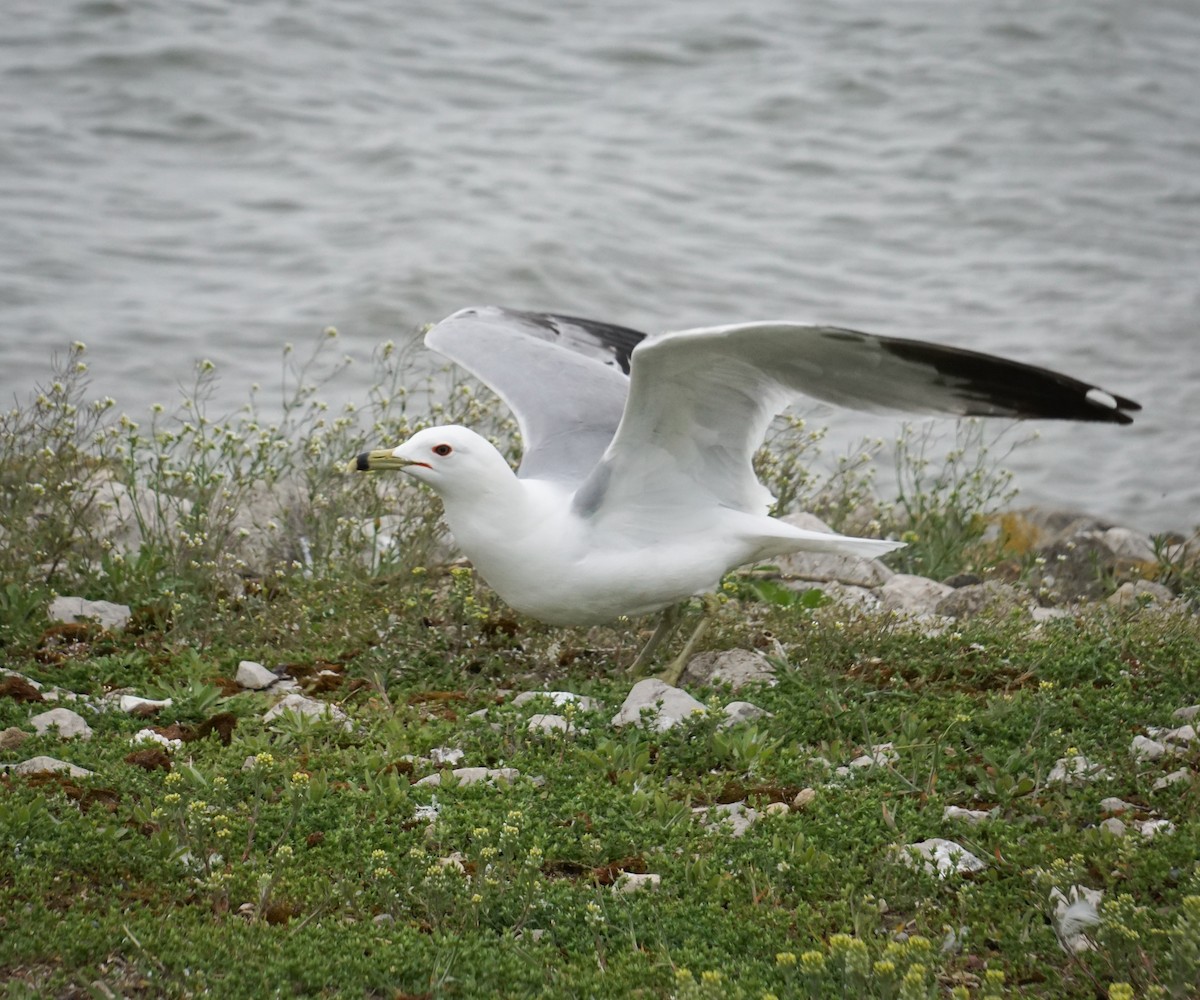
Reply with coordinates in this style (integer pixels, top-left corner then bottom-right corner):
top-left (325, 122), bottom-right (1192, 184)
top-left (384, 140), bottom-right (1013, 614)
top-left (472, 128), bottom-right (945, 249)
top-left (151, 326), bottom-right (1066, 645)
top-left (2, 336), bottom-right (1198, 998)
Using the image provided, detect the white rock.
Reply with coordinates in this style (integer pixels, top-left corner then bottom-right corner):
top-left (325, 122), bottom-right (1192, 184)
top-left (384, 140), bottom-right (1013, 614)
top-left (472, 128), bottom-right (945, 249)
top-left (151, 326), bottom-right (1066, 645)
top-left (943, 806), bottom-right (992, 825)
top-left (29, 707), bottom-right (92, 740)
top-left (1099, 797), bottom-right (1135, 814)
top-left (1048, 755), bottom-right (1108, 785)
top-left (763, 801), bottom-right (790, 817)
top-left (683, 648), bottom-right (776, 690)
top-left (262, 693), bottom-right (350, 729)
top-left (1151, 724), bottom-right (1196, 746)
top-left (1, 669), bottom-right (42, 689)
top-left (1154, 768), bottom-right (1192, 790)
top-left (512, 691), bottom-right (600, 712)
top-left (1137, 818), bottom-right (1175, 839)
top-left (1131, 735), bottom-right (1171, 761)
top-left (1108, 581), bottom-right (1175, 610)
top-left (1051, 885), bottom-right (1102, 953)
top-left (48, 596), bottom-right (131, 631)
top-left (414, 766), bottom-right (519, 788)
top-left (1173, 705), bottom-right (1200, 722)
top-left (901, 838), bottom-right (986, 877)
top-left (1099, 527), bottom-right (1157, 562)
top-left (879, 575), bottom-right (955, 616)
top-left (429, 746), bottom-right (465, 766)
top-left (697, 800), bottom-right (760, 837)
top-left (792, 788), bottom-right (817, 809)
top-left (1100, 817), bottom-right (1127, 837)
top-left (810, 581), bottom-right (882, 611)
top-left (1031, 606), bottom-right (1073, 623)
top-left (236, 660), bottom-right (277, 690)
top-left (612, 872), bottom-right (661, 894)
top-left (849, 743), bottom-right (898, 769)
top-left (527, 713), bottom-right (571, 734)
top-left (721, 701), bottom-right (771, 728)
top-left (610, 679), bottom-right (707, 732)
top-left (4, 755), bottom-right (93, 776)
top-left (118, 695), bottom-right (173, 713)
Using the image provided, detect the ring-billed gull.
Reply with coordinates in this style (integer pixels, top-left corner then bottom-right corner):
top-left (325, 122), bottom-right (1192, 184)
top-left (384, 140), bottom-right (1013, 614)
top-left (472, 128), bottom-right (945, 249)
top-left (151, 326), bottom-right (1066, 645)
top-left (356, 306), bottom-right (1138, 678)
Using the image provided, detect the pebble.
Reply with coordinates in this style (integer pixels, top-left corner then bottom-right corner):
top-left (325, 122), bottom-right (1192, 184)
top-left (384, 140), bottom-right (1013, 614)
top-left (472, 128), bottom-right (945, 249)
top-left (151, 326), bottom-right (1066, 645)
top-left (1099, 797), bottom-right (1136, 814)
top-left (527, 713), bottom-right (571, 734)
top-left (763, 801), bottom-right (790, 817)
top-left (28, 707), bottom-right (93, 740)
top-left (1153, 768), bottom-right (1191, 790)
top-left (1100, 817), bottom-right (1127, 837)
top-left (849, 743), bottom-right (898, 769)
top-left (236, 660), bottom-right (277, 690)
top-left (429, 747), bottom-right (465, 766)
top-left (1130, 735), bottom-right (1171, 761)
top-left (682, 648), bottom-right (776, 690)
top-left (610, 679), bottom-right (706, 732)
top-left (792, 788), bottom-right (817, 810)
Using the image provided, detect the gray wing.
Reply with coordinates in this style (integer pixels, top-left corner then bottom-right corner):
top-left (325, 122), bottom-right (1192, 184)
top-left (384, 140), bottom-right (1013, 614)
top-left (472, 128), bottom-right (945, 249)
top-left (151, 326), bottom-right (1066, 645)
top-left (423, 306), bottom-right (645, 483)
top-left (574, 321), bottom-right (1140, 524)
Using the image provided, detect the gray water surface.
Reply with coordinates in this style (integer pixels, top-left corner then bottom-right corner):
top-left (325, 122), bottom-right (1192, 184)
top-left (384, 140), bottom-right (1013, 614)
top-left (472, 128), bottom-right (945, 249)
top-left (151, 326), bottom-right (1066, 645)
top-left (2, 0), bottom-right (1197, 530)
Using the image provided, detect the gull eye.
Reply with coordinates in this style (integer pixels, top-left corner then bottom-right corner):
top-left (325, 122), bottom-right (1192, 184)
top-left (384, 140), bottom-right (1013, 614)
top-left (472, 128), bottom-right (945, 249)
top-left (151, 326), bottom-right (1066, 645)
top-left (432, 444), bottom-right (453, 457)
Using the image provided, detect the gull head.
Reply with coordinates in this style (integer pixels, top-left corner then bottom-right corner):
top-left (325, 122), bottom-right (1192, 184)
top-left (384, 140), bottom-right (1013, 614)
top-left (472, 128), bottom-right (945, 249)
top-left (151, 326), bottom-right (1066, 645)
top-left (354, 425), bottom-right (515, 501)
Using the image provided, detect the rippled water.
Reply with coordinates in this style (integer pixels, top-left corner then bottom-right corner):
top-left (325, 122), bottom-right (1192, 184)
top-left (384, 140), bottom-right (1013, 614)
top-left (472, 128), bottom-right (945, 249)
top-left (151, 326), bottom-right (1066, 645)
top-left (3, 0), bottom-right (1198, 529)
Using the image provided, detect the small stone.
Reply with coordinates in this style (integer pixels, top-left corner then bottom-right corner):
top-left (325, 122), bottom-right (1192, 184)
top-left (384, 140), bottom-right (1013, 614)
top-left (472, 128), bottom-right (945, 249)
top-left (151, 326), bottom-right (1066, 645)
top-left (48, 596), bottom-right (132, 630)
top-left (373, 913), bottom-right (395, 926)
top-left (1100, 817), bottom-right (1127, 837)
top-left (849, 743), bottom-right (898, 769)
top-left (879, 575), bottom-right (955, 616)
top-left (1048, 755), bottom-right (1107, 784)
top-left (1137, 818), bottom-right (1175, 839)
top-left (699, 800), bottom-right (760, 837)
top-left (236, 660), bottom-right (277, 690)
top-left (1051, 885), bottom-right (1102, 953)
top-left (1155, 725), bottom-right (1196, 746)
top-left (610, 679), bottom-right (707, 732)
top-left (1108, 581), bottom-right (1175, 610)
top-left (900, 839), bottom-right (986, 877)
top-left (132, 728), bottom-right (182, 750)
top-left (1173, 705), bottom-right (1200, 722)
top-left (1099, 797), bottom-right (1136, 814)
top-left (28, 707), bottom-right (93, 740)
top-left (943, 806), bottom-right (992, 825)
top-left (414, 766), bottom-right (519, 788)
top-left (792, 788), bottom-right (817, 809)
top-left (1131, 735), bottom-right (1170, 761)
top-left (1153, 768), bottom-right (1192, 791)
top-left (10, 755), bottom-right (94, 777)
top-left (0, 726), bottom-right (30, 749)
top-left (720, 701), bottom-right (771, 728)
top-left (683, 649), bottom-right (776, 690)
top-left (429, 747), bottom-right (464, 766)
top-left (1100, 527), bottom-right (1157, 562)
top-left (935, 581), bottom-right (1028, 621)
top-left (527, 713), bottom-right (570, 734)
top-left (262, 693), bottom-right (350, 729)
top-left (512, 691), bottom-right (599, 712)
top-left (612, 872), bottom-right (661, 894)
top-left (117, 695), bottom-right (173, 714)
top-left (763, 801), bottom-right (790, 817)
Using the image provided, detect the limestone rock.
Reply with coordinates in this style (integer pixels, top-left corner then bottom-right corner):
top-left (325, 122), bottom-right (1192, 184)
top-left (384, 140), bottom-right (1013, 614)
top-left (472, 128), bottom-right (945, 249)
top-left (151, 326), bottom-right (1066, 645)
top-left (612, 872), bottom-right (661, 894)
top-left (414, 766), bottom-right (519, 788)
top-left (48, 596), bottom-right (131, 631)
top-left (1173, 705), bottom-right (1200, 722)
top-left (1108, 580), bottom-right (1175, 610)
top-left (879, 575), bottom-right (954, 616)
top-left (720, 701), bottom-right (771, 728)
top-left (511, 691), bottom-right (600, 712)
top-left (262, 693), bottom-right (350, 729)
top-left (696, 800), bottom-right (760, 837)
top-left (935, 581), bottom-right (1028, 620)
top-left (1131, 735), bottom-right (1172, 762)
top-left (849, 743), bottom-right (898, 769)
top-left (899, 838), bottom-right (986, 877)
top-left (429, 747), bottom-right (465, 766)
top-left (1048, 755), bottom-right (1107, 785)
top-left (1099, 797), bottom-right (1136, 814)
top-left (943, 806), bottom-right (992, 825)
top-left (29, 707), bottom-right (92, 740)
top-left (527, 713), bottom-right (571, 734)
top-left (611, 679), bottom-right (706, 732)
top-left (683, 648), bottom-right (775, 690)
top-left (9, 755), bottom-right (94, 777)
top-left (236, 660), bottom-right (277, 690)
top-left (1154, 768), bottom-right (1192, 790)
top-left (1100, 817), bottom-right (1127, 837)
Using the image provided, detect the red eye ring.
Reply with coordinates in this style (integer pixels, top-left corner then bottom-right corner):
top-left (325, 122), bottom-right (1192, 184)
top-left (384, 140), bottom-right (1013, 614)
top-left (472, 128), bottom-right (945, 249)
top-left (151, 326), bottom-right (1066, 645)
top-left (432, 444), bottom-right (452, 457)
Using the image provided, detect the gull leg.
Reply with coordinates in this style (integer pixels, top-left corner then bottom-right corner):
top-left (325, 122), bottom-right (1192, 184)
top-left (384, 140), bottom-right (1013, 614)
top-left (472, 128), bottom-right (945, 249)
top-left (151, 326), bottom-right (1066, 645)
top-left (657, 594), bottom-right (721, 686)
top-left (627, 603), bottom-right (683, 675)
